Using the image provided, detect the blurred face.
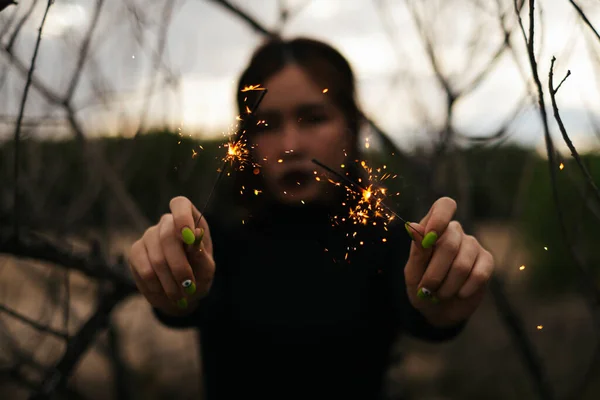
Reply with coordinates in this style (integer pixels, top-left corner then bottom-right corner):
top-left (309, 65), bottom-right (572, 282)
top-left (251, 64), bottom-right (352, 205)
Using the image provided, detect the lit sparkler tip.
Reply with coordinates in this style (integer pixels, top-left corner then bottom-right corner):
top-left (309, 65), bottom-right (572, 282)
top-left (241, 84), bottom-right (266, 92)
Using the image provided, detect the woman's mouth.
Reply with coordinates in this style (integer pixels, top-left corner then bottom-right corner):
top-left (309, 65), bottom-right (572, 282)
top-left (278, 170), bottom-right (314, 190)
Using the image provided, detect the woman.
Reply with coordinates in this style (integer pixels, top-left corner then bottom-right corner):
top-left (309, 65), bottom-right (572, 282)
top-left (128, 37), bottom-right (494, 399)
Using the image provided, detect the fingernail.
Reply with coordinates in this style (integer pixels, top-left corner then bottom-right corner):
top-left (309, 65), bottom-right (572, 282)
top-left (176, 298), bottom-right (188, 309)
top-left (194, 228), bottom-right (205, 247)
top-left (182, 279), bottom-right (196, 295)
top-left (404, 222), bottom-right (414, 241)
top-left (417, 287), bottom-right (432, 299)
top-left (417, 287), bottom-right (439, 303)
top-left (181, 227), bottom-right (195, 245)
top-left (421, 231), bottom-right (438, 249)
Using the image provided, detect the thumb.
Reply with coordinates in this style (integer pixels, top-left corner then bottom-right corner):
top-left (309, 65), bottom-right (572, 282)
top-left (403, 222), bottom-right (432, 288)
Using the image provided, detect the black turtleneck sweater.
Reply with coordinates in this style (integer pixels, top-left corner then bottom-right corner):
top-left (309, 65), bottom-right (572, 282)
top-left (154, 202), bottom-right (465, 400)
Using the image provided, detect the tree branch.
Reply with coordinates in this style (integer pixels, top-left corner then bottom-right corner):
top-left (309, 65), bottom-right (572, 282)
top-left (12, 0), bottom-right (53, 241)
top-left (209, 0), bottom-right (274, 37)
top-left (0, 303), bottom-right (69, 340)
top-left (568, 0), bottom-right (600, 44)
top-left (0, 229), bottom-right (136, 288)
top-left (548, 56), bottom-right (600, 205)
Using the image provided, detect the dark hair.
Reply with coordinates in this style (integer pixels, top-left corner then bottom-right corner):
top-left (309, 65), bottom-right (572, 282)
top-left (230, 37), bottom-right (365, 213)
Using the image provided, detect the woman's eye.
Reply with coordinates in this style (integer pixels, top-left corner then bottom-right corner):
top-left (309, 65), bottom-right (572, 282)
top-left (299, 114), bottom-right (328, 125)
top-left (255, 119), bottom-right (277, 133)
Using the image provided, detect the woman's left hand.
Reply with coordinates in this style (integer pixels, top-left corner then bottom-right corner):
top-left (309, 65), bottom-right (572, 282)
top-left (403, 197), bottom-right (495, 328)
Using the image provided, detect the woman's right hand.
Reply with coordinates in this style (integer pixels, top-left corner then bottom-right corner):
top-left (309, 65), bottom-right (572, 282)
top-left (128, 196), bottom-right (215, 316)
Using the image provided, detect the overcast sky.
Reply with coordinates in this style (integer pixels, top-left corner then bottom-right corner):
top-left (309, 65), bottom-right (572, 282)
top-left (1, 0), bottom-right (600, 153)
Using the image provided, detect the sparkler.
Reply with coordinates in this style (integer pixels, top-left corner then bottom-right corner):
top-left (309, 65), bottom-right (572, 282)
top-left (193, 86), bottom-right (268, 228)
top-left (312, 158), bottom-right (424, 238)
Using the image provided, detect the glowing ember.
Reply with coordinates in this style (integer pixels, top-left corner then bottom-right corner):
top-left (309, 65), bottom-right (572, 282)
top-left (341, 160), bottom-right (398, 228)
top-left (312, 158), bottom-right (404, 262)
top-left (559, 162), bottom-right (564, 170)
top-left (519, 265), bottom-right (526, 270)
top-left (223, 139), bottom-right (251, 169)
top-left (322, 88), bottom-right (329, 93)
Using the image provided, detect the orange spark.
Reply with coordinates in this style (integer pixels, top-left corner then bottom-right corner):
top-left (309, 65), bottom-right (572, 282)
top-left (241, 84), bottom-right (266, 92)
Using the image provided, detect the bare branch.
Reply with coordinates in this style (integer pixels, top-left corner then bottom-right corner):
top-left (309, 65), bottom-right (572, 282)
top-left (12, 0), bottom-right (53, 241)
top-left (514, 8), bottom-right (600, 399)
top-left (0, 303), bottom-right (69, 340)
top-left (29, 285), bottom-right (134, 400)
top-left (0, 46), bottom-right (64, 104)
top-left (132, 0), bottom-right (176, 138)
top-left (0, 229), bottom-right (135, 288)
top-left (64, 0), bottom-right (106, 101)
top-left (548, 56), bottom-right (600, 205)
top-left (6, 0), bottom-right (36, 52)
top-left (569, 0), bottom-right (600, 43)
top-left (209, 0), bottom-right (274, 37)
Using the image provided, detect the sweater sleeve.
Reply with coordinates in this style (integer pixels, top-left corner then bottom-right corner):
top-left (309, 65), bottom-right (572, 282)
top-left (384, 222), bottom-right (468, 342)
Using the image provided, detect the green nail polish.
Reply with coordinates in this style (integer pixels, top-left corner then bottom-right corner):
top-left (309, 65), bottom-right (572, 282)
top-left (182, 279), bottom-right (196, 295)
top-left (417, 287), bottom-right (432, 299)
top-left (422, 231), bottom-right (438, 249)
top-left (404, 222), bottom-right (414, 240)
top-left (177, 298), bottom-right (188, 309)
top-left (194, 228), bottom-right (205, 246)
top-left (430, 296), bottom-right (440, 304)
top-left (182, 227), bottom-right (195, 245)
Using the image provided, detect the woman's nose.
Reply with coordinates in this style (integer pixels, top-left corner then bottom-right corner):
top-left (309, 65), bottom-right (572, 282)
top-left (280, 121), bottom-right (302, 152)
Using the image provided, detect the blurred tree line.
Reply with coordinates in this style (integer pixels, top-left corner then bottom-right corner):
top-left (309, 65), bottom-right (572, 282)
top-left (0, 130), bottom-right (598, 296)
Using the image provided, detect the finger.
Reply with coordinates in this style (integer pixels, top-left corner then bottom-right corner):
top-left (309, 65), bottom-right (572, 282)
top-left (458, 249), bottom-right (494, 299)
top-left (404, 222), bottom-right (431, 287)
top-left (193, 216), bottom-right (213, 254)
top-left (129, 240), bottom-right (162, 294)
top-left (144, 222), bottom-right (184, 306)
top-left (418, 221), bottom-right (463, 297)
top-left (170, 196), bottom-right (201, 245)
top-left (131, 266), bottom-right (183, 311)
top-left (436, 234), bottom-right (479, 300)
top-left (159, 214), bottom-right (198, 296)
top-left (421, 197), bottom-right (457, 249)
top-left (189, 238), bottom-right (216, 293)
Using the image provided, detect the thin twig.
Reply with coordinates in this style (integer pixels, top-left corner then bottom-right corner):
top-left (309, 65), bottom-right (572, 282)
top-left (0, 303), bottom-right (69, 340)
top-left (5, 0), bottom-right (35, 51)
top-left (209, 0), bottom-right (274, 37)
top-left (0, 229), bottom-right (136, 288)
top-left (64, 0), bottom-right (105, 101)
top-left (548, 57), bottom-right (600, 205)
top-left (12, 0), bottom-right (53, 242)
top-left (515, 3), bottom-right (600, 397)
top-left (515, 0), bottom-right (600, 304)
top-left (568, 0), bottom-right (600, 43)
top-left (28, 285), bottom-right (133, 400)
